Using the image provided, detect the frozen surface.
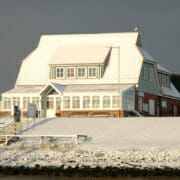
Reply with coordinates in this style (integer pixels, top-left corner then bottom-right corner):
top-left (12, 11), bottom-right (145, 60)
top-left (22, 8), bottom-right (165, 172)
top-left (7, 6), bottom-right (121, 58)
top-left (22, 117), bottom-right (180, 148)
top-left (1, 117), bottom-right (180, 169)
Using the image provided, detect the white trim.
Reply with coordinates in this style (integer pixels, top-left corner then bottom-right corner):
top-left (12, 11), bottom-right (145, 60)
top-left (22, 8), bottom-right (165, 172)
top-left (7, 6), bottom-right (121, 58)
top-left (67, 67), bottom-right (76, 79)
top-left (77, 67), bottom-right (87, 78)
top-left (88, 66), bottom-right (97, 78)
top-left (56, 67), bottom-right (65, 79)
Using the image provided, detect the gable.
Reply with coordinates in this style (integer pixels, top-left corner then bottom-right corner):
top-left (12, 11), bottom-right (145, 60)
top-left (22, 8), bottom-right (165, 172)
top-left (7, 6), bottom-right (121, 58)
top-left (137, 62), bottom-right (160, 96)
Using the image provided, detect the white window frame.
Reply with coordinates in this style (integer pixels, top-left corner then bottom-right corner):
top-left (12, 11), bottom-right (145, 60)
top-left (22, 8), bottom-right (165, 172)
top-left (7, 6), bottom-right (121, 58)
top-left (72, 96), bottom-right (80, 109)
top-left (77, 67), bottom-right (86, 78)
top-left (56, 67), bottom-right (64, 79)
top-left (92, 96), bottom-right (100, 108)
top-left (112, 96), bottom-right (120, 108)
top-left (67, 67), bottom-right (75, 79)
top-left (88, 67), bottom-right (97, 78)
top-left (3, 97), bottom-right (11, 110)
top-left (63, 96), bottom-right (70, 109)
top-left (32, 97), bottom-right (40, 109)
top-left (103, 96), bottom-right (110, 108)
top-left (13, 97), bottom-right (20, 107)
top-left (161, 101), bottom-right (167, 108)
top-left (83, 96), bottom-right (90, 109)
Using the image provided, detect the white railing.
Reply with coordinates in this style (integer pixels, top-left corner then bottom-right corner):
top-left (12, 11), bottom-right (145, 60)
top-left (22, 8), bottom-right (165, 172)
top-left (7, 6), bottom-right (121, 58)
top-left (0, 134), bottom-right (87, 146)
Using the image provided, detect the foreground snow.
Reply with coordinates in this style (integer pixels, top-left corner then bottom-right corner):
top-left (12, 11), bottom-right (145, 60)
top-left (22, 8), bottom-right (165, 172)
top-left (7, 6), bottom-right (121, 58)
top-left (0, 117), bottom-right (180, 170)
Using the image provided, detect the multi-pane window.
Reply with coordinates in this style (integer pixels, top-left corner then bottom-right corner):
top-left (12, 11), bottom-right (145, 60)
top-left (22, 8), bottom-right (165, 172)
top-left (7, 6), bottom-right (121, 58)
top-left (23, 97), bottom-right (30, 109)
top-left (77, 67), bottom-right (86, 78)
top-left (67, 67), bottom-right (75, 78)
top-left (72, 96), bottom-right (80, 109)
top-left (103, 96), bottom-right (110, 108)
top-left (47, 97), bottom-right (54, 109)
top-left (143, 66), bottom-right (148, 80)
top-left (83, 96), bottom-right (90, 109)
top-left (63, 96), bottom-right (70, 109)
top-left (149, 67), bottom-right (154, 81)
top-left (56, 68), bottom-right (64, 78)
top-left (159, 73), bottom-right (170, 87)
top-left (56, 97), bottom-right (61, 109)
top-left (113, 96), bottom-right (120, 108)
top-left (88, 67), bottom-right (97, 78)
top-left (92, 96), bottom-right (100, 108)
top-left (3, 97), bottom-right (11, 110)
top-left (13, 97), bottom-right (20, 107)
top-left (32, 97), bottom-right (39, 109)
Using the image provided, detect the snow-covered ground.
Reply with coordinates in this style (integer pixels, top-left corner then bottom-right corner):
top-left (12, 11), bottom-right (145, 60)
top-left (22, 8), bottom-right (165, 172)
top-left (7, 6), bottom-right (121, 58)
top-left (0, 116), bottom-right (13, 129)
top-left (0, 117), bottom-right (180, 169)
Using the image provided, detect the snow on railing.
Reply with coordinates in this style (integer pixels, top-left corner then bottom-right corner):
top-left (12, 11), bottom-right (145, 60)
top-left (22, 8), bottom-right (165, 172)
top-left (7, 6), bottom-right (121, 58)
top-left (0, 134), bottom-right (88, 146)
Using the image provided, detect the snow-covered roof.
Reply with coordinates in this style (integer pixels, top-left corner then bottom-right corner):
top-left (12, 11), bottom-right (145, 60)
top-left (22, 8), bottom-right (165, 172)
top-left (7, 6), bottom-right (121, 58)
top-left (63, 84), bottom-right (133, 94)
top-left (15, 32), bottom-right (143, 85)
top-left (50, 46), bottom-right (111, 65)
top-left (161, 83), bottom-right (180, 99)
top-left (157, 64), bottom-right (171, 74)
top-left (138, 47), bottom-right (155, 62)
top-left (2, 86), bottom-right (44, 96)
top-left (40, 83), bottom-right (66, 95)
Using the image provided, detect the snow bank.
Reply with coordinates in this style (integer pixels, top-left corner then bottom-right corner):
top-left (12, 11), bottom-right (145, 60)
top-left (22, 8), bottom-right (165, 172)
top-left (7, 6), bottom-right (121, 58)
top-left (1, 117), bottom-right (180, 171)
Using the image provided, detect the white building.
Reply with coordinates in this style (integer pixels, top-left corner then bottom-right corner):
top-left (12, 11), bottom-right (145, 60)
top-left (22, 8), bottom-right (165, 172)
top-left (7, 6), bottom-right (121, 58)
top-left (1, 32), bottom-right (179, 117)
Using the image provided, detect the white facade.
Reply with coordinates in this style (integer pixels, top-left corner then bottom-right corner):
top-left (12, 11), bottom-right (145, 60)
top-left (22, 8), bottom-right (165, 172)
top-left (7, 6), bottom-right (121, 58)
top-left (1, 32), bottom-right (145, 117)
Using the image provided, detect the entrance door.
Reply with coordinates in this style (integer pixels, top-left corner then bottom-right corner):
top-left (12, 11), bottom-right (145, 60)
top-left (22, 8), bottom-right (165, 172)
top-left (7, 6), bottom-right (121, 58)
top-left (46, 97), bottom-right (55, 117)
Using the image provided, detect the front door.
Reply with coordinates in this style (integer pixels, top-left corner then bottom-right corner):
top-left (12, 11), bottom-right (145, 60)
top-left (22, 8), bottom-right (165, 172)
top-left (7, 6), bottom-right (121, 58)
top-left (46, 97), bottom-right (55, 117)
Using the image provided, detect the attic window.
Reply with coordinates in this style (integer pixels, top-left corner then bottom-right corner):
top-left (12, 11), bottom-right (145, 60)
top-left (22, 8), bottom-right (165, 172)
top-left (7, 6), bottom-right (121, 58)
top-left (67, 67), bottom-right (75, 78)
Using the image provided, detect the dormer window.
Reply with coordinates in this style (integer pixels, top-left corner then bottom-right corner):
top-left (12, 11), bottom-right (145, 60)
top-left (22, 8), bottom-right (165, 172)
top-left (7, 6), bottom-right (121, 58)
top-left (67, 67), bottom-right (75, 78)
top-left (77, 67), bottom-right (86, 78)
top-left (56, 67), bottom-right (64, 78)
top-left (159, 73), bottom-right (170, 88)
top-left (88, 67), bottom-right (97, 78)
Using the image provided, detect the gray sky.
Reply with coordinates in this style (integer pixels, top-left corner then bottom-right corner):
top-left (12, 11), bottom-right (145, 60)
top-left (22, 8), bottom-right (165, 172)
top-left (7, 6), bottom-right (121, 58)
top-left (0, 0), bottom-right (180, 96)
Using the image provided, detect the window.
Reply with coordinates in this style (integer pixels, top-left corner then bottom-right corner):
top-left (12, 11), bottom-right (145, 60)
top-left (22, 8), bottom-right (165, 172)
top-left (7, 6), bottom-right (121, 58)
top-left (92, 96), bottom-right (100, 108)
top-left (77, 67), bottom-right (86, 78)
top-left (23, 97), bottom-right (30, 109)
top-left (32, 97), bottom-right (39, 109)
top-left (56, 97), bottom-right (61, 108)
top-left (56, 67), bottom-right (64, 78)
top-left (67, 67), bottom-right (75, 78)
top-left (88, 67), bottom-right (97, 78)
top-left (161, 101), bottom-right (167, 108)
top-left (47, 97), bottom-right (54, 109)
top-left (143, 66), bottom-right (148, 80)
top-left (149, 99), bottom-right (155, 115)
top-left (103, 96), bottom-right (110, 108)
top-left (13, 97), bottom-right (20, 107)
top-left (63, 96), bottom-right (70, 109)
top-left (113, 96), bottom-right (120, 108)
top-left (83, 96), bottom-right (90, 109)
top-left (72, 96), bottom-right (80, 109)
top-left (3, 97), bottom-right (11, 110)
top-left (149, 67), bottom-right (154, 81)
top-left (159, 73), bottom-right (170, 87)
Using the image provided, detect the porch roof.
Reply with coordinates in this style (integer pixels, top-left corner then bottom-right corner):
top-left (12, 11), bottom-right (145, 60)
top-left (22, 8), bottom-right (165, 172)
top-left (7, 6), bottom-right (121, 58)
top-left (63, 84), bottom-right (134, 93)
top-left (40, 83), bottom-right (66, 95)
top-left (2, 86), bottom-right (44, 96)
